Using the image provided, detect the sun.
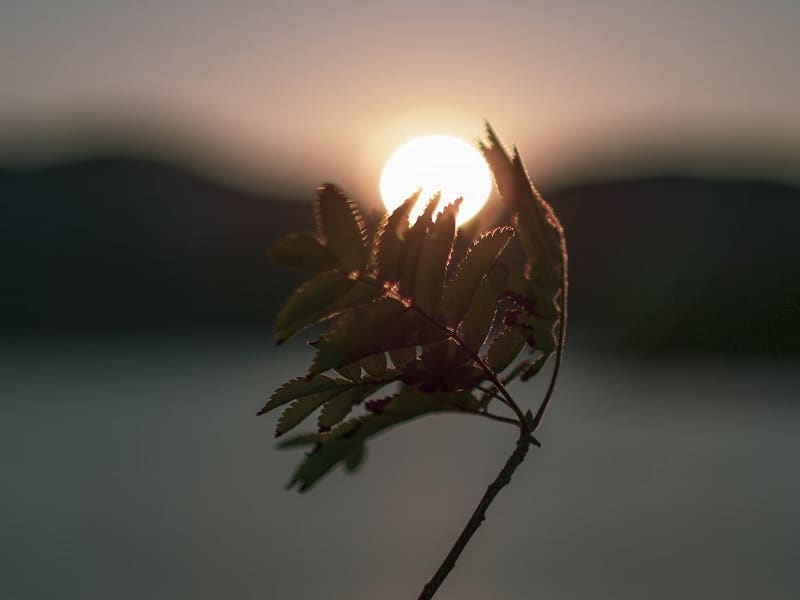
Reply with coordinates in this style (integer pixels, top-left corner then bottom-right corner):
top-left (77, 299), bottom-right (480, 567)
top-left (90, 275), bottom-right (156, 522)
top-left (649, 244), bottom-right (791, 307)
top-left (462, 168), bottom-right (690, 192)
top-left (379, 134), bottom-right (493, 227)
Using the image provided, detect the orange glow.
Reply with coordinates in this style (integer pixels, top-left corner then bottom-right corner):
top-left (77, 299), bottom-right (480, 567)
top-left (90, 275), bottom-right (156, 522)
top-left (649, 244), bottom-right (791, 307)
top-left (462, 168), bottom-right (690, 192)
top-left (379, 135), bottom-right (492, 226)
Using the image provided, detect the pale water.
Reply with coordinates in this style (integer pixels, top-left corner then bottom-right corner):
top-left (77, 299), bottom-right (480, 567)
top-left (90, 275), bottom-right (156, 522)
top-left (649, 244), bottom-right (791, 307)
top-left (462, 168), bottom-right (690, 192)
top-left (1, 337), bottom-right (798, 599)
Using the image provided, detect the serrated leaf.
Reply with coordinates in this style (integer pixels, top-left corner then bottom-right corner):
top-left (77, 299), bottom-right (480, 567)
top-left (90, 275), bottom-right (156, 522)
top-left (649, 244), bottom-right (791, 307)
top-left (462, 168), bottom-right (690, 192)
top-left (276, 389), bottom-right (340, 436)
top-left (479, 123), bottom-right (563, 288)
top-left (398, 192), bottom-right (439, 297)
top-left (317, 383), bottom-right (382, 430)
top-left (461, 262), bottom-right (509, 350)
top-left (335, 362), bottom-right (362, 381)
top-left (374, 190), bottom-right (420, 282)
top-left (275, 273), bottom-right (379, 344)
top-left (310, 299), bottom-right (445, 375)
top-left (442, 227), bottom-right (515, 326)
top-left (280, 389), bottom-right (463, 491)
top-left (414, 200), bottom-right (459, 314)
top-left (388, 347), bottom-right (416, 370)
top-left (269, 232), bottom-right (339, 272)
top-left (258, 375), bottom-right (337, 415)
top-left (315, 184), bottom-right (368, 272)
top-left (486, 327), bottom-right (527, 372)
top-left (317, 387), bottom-right (361, 430)
top-left (360, 352), bottom-right (387, 377)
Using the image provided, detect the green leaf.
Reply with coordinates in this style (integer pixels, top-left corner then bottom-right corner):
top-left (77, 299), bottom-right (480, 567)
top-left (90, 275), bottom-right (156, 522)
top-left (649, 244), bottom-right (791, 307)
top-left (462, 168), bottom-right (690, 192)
top-left (275, 273), bottom-right (379, 344)
top-left (398, 192), bottom-right (439, 297)
top-left (388, 347), bottom-right (416, 370)
top-left (478, 123), bottom-right (563, 289)
top-left (315, 184), bottom-right (368, 272)
top-left (317, 383), bottom-right (382, 430)
top-left (414, 200), bottom-right (459, 314)
top-left (486, 327), bottom-right (527, 372)
top-left (276, 389), bottom-right (340, 436)
top-left (520, 352), bottom-right (550, 381)
top-left (258, 375), bottom-right (337, 415)
top-left (279, 389), bottom-right (464, 491)
top-left (310, 299), bottom-right (445, 375)
top-left (461, 262), bottom-right (509, 350)
top-left (269, 232), bottom-right (339, 272)
top-left (442, 227), bottom-right (515, 326)
top-left (374, 190), bottom-right (420, 282)
top-left (335, 362), bottom-right (363, 382)
top-left (360, 352), bottom-right (388, 378)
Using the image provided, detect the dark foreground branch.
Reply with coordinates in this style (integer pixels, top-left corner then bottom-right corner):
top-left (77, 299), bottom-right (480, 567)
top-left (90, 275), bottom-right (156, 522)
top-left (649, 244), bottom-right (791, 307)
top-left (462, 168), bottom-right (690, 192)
top-left (417, 426), bottom-right (535, 600)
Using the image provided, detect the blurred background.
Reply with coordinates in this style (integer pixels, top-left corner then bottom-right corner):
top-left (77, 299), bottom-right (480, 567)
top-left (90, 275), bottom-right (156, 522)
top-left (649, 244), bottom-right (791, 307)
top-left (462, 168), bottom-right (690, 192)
top-left (1, 1), bottom-right (798, 599)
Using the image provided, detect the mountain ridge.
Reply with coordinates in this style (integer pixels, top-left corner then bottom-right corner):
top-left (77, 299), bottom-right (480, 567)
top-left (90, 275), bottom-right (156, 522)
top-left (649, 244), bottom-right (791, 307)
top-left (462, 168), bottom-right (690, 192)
top-left (2, 158), bottom-right (798, 354)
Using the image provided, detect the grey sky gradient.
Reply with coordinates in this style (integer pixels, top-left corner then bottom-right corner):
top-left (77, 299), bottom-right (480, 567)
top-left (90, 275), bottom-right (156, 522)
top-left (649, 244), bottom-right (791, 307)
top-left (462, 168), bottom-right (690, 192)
top-left (2, 0), bottom-right (799, 197)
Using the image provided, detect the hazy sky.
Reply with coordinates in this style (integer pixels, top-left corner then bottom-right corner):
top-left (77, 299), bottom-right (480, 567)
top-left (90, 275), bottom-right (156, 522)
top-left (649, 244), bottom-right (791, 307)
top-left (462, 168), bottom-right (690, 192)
top-left (2, 0), bottom-right (799, 196)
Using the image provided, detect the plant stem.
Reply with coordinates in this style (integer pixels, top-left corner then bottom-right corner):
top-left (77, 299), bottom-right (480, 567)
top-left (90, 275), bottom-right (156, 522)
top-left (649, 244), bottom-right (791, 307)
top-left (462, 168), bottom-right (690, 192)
top-left (417, 425), bottom-right (534, 600)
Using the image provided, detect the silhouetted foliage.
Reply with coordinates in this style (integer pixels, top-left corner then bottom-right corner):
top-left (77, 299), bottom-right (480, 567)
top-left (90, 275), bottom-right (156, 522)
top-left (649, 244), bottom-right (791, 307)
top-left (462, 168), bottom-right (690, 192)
top-left (261, 124), bottom-right (566, 491)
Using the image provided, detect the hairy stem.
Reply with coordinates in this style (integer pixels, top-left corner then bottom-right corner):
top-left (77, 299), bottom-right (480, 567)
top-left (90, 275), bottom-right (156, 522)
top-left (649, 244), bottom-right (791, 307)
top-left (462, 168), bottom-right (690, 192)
top-left (417, 426), bottom-right (534, 600)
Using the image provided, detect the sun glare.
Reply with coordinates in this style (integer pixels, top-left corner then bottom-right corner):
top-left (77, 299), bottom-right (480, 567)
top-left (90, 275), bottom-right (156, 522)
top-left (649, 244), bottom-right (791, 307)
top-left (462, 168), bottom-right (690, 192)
top-left (379, 135), bottom-right (493, 226)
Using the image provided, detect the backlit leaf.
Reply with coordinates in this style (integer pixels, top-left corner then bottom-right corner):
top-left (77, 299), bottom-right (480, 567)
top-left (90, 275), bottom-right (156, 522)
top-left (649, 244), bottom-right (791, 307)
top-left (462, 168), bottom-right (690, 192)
top-left (280, 389), bottom-right (477, 491)
top-left (461, 262), bottom-right (509, 350)
top-left (276, 389), bottom-right (340, 436)
top-left (315, 184), bottom-right (368, 272)
top-left (388, 347), bottom-right (416, 370)
top-left (442, 227), bottom-right (514, 326)
top-left (310, 299), bottom-right (445, 375)
top-left (317, 383), bottom-right (382, 430)
top-left (486, 327), bottom-right (527, 372)
top-left (360, 352), bottom-right (388, 378)
top-left (398, 193), bottom-right (439, 296)
top-left (374, 190), bottom-right (420, 282)
top-left (479, 123), bottom-right (563, 289)
top-left (258, 375), bottom-right (337, 416)
top-left (414, 200), bottom-right (459, 314)
top-left (275, 273), bottom-right (379, 344)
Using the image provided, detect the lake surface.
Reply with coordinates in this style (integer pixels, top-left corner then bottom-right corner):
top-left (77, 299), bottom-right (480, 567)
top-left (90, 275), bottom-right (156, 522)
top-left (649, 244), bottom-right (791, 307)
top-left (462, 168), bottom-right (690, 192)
top-left (1, 336), bottom-right (798, 599)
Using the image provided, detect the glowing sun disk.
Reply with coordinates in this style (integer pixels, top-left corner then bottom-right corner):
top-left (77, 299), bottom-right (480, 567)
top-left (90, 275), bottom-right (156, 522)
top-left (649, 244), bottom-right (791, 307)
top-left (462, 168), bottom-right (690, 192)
top-left (379, 135), bottom-right (492, 226)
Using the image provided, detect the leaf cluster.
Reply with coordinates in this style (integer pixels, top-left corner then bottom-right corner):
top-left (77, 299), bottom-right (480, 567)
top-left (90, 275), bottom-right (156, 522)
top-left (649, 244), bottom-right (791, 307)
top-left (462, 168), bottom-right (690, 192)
top-left (261, 127), bottom-right (565, 491)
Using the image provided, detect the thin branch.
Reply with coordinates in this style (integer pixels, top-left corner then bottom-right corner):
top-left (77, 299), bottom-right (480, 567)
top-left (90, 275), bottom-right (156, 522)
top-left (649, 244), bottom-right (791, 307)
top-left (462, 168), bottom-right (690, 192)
top-left (464, 408), bottom-right (519, 428)
top-left (417, 428), bottom-right (534, 600)
top-left (476, 384), bottom-right (505, 403)
top-left (406, 302), bottom-right (526, 426)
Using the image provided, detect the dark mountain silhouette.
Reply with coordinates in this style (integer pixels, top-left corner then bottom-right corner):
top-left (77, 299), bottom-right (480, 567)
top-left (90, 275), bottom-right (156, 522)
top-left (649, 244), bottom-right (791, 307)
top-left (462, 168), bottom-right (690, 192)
top-left (1, 158), bottom-right (798, 354)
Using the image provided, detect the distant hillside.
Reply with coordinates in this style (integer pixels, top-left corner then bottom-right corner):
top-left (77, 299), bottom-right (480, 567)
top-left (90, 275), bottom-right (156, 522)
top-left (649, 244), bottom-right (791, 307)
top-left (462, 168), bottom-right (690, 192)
top-left (1, 158), bottom-right (798, 354)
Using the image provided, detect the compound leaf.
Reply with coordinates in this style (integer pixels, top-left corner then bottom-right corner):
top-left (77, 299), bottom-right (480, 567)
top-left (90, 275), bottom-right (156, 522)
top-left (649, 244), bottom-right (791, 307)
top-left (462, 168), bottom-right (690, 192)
top-left (414, 200), bottom-right (459, 315)
top-left (461, 262), bottom-right (509, 350)
top-left (374, 190), bottom-right (420, 282)
top-left (360, 352), bottom-right (388, 378)
top-left (317, 383), bottom-right (382, 430)
top-left (316, 184), bottom-right (368, 272)
top-left (399, 193), bottom-right (439, 296)
top-left (258, 375), bottom-right (338, 416)
top-left (442, 227), bottom-right (515, 326)
top-left (310, 299), bottom-right (445, 375)
top-left (275, 273), bottom-right (379, 344)
top-left (486, 326), bottom-right (527, 372)
top-left (276, 389), bottom-right (340, 436)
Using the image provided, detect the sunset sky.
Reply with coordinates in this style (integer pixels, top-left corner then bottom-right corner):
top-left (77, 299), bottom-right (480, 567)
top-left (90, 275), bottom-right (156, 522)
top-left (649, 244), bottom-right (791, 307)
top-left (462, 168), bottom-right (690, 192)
top-left (2, 0), bottom-right (799, 199)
